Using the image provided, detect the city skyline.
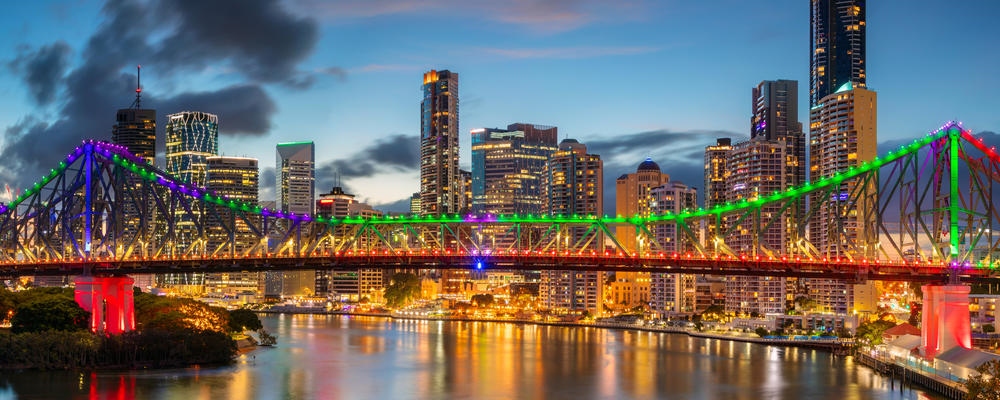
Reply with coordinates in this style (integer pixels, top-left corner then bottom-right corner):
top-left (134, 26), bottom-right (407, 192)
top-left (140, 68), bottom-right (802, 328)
top-left (0, 1), bottom-right (997, 212)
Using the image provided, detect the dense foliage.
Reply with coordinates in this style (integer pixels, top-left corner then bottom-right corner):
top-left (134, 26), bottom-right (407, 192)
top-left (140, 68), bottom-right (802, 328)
top-left (383, 273), bottom-right (421, 308)
top-left (965, 359), bottom-right (1000, 400)
top-left (229, 308), bottom-right (264, 332)
top-left (0, 287), bottom-right (243, 370)
top-left (854, 319), bottom-right (897, 347)
top-left (10, 296), bottom-right (89, 334)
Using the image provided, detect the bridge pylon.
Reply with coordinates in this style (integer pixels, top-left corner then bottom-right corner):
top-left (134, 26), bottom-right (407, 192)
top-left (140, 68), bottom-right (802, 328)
top-left (73, 275), bottom-right (135, 334)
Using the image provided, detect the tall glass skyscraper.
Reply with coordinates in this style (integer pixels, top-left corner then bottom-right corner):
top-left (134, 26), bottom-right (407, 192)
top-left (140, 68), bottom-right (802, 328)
top-left (165, 111), bottom-right (219, 187)
top-left (162, 111), bottom-right (219, 288)
top-left (113, 109), bottom-right (156, 165)
top-left (419, 69), bottom-right (460, 216)
top-left (810, 0), bottom-right (866, 107)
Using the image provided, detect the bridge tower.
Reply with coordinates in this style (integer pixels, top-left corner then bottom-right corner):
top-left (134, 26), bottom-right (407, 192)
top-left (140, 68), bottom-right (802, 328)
top-left (74, 275), bottom-right (136, 334)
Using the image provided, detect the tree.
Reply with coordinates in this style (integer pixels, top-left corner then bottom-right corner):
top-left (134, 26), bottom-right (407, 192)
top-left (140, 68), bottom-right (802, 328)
top-left (965, 359), bottom-right (1000, 400)
top-left (908, 301), bottom-right (922, 327)
top-left (854, 319), bottom-right (897, 347)
top-left (471, 294), bottom-right (495, 308)
top-left (10, 295), bottom-right (90, 334)
top-left (228, 308), bottom-right (263, 333)
top-left (755, 327), bottom-right (770, 338)
top-left (383, 273), bottom-right (421, 308)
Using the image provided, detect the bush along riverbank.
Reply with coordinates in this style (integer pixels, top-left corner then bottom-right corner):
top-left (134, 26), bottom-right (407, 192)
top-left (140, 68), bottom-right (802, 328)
top-left (0, 286), bottom-right (273, 370)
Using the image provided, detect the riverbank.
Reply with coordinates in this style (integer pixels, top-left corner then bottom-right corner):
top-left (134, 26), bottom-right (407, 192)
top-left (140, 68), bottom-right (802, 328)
top-left (855, 351), bottom-right (966, 399)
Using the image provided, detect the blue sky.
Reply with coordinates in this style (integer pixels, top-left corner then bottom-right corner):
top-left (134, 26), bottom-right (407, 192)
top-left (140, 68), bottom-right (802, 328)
top-left (0, 0), bottom-right (997, 211)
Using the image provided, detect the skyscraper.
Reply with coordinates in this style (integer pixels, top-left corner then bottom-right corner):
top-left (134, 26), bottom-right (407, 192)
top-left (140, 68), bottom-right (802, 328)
top-left (704, 138), bottom-right (732, 210)
top-left (540, 139), bottom-right (604, 315)
top-left (810, 0), bottom-right (866, 107)
top-left (276, 141), bottom-right (316, 298)
top-left (165, 111), bottom-right (219, 187)
top-left (112, 66), bottom-right (156, 165)
top-left (204, 156), bottom-right (259, 296)
top-left (315, 186), bottom-right (382, 300)
top-left (471, 123), bottom-right (558, 215)
top-left (112, 69), bottom-right (157, 291)
top-left (752, 80), bottom-right (806, 191)
top-left (163, 111), bottom-right (219, 289)
top-left (419, 69), bottom-right (460, 216)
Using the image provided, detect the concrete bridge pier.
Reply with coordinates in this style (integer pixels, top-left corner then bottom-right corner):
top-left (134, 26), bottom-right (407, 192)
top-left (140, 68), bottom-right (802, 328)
top-left (920, 284), bottom-right (971, 359)
top-left (73, 275), bottom-right (136, 334)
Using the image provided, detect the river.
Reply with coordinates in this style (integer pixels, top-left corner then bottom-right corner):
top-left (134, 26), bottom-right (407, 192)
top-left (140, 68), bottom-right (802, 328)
top-left (0, 314), bottom-right (940, 399)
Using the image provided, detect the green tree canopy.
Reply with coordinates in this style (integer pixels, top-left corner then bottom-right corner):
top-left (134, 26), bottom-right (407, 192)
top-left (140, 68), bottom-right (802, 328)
top-left (10, 295), bottom-right (90, 334)
top-left (384, 273), bottom-right (421, 308)
top-left (965, 359), bottom-right (1000, 399)
top-left (133, 292), bottom-right (229, 333)
top-left (471, 294), bottom-right (495, 307)
top-left (855, 319), bottom-right (897, 347)
top-left (228, 308), bottom-right (263, 332)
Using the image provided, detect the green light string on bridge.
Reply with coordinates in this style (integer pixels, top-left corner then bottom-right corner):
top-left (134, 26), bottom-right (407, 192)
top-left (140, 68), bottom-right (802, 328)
top-left (949, 125), bottom-right (961, 260)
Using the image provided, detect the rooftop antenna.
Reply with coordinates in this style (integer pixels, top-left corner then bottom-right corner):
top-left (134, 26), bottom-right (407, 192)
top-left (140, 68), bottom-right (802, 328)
top-left (131, 64), bottom-right (142, 109)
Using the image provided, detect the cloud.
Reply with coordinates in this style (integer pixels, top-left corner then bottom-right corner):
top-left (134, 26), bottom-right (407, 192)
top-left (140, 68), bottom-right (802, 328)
top-left (158, 85), bottom-right (276, 136)
top-left (259, 167), bottom-right (276, 201)
top-left (315, 134), bottom-right (418, 192)
top-left (319, 66), bottom-right (348, 82)
top-left (7, 42), bottom-right (72, 105)
top-left (480, 45), bottom-right (660, 59)
top-left (0, 0), bottom-right (316, 190)
top-left (290, 0), bottom-right (648, 33)
top-left (152, 0), bottom-right (318, 86)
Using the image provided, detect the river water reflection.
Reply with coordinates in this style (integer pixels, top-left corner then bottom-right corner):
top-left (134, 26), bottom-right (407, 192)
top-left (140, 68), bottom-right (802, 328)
top-left (0, 314), bottom-right (940, 399)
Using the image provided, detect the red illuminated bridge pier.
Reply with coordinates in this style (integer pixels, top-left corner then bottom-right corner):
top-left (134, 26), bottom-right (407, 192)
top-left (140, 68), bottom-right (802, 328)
top-left (0, 122), bottom-right (996, 343)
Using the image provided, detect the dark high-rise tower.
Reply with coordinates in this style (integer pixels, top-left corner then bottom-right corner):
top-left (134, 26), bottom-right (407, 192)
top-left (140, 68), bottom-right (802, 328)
top-left (420, 70), bottom-right (459, 216)
top-left (751, 80), bottom-right (805, 189)
top-left (809, 0), bottom-right (866, 107)
top-left (112, 66), bottom-right (156, 165)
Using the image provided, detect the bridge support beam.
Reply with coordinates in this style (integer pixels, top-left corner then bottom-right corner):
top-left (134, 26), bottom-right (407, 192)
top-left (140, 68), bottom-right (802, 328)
top-left (73, 275), bottom-right (135, 334)
top-left (920, 284), bottom-right (971, 359)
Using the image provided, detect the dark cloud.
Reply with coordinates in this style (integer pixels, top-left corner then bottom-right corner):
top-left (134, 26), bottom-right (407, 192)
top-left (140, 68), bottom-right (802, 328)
top-left (158, 85), bottom-right (276, 136)
top-left (7, 42), bottom-right (71, 105)
top-left (315, 134), bottom-right (418, 192)
top-left (373, 196), bottom-right (413, 214)
top-left (152, 0), bottom-right (319, 85)
top-left (0, 0), bottom-right (317, 190)
top-left (259, 167), bottom-right (276, 201)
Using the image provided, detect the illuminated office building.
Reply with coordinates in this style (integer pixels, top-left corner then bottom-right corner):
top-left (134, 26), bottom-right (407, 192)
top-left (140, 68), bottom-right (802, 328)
top-left (649, 181), bottom-right (698, 316)
top-left (471, 123), bottom-right (558, 215)
top-left (203, 156), bottom-right (260, 296)
top-left (419, 69), bottom-right (460, 216)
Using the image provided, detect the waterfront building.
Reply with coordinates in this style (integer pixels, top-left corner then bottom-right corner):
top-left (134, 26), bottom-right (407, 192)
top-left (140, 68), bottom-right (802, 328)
top-left (275, 141), bottom-right (316, 298)
top-left (314, 186), bottom-right (383, 298)
top-left (540, 139), bottom-right (604, 315)
top-left (419, 69), bottom-right (460, 216)
top-left (810, 0), bottom-right (866, 107)
top-left (649, 181), bottom-right (698, 316)
top-left (807, 84), bottom-right (877, 314)
top-left (162, 111), bottom-right (219, 288)
top-left (470, 123), bottom-right (558, 215)
top-left (203, 156), bottom-right (260, 296)
top-left (611, 158), bottom-right (671, 312)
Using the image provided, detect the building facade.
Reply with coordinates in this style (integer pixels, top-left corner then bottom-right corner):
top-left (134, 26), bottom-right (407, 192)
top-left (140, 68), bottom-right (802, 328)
top-left (419, 69), bottom-right (460, 216)
top-left (162, 111), bottom-right (219, 288)
top-left (275, 141), bottom-right (316, 298)
top-left (649, 181), bottom-right (698, 316)
top-left (314, 186), bottom-right (383, 300)
top-left (203, 156), bottom-right (260, 297)
top-left (470, 123), bottom-right (558, 215)
top-left (540, 139), bottom-right (604, 315)
top-left (810, 0), bottom-right (866, 107)
top-left (165, 111), bottom-right (219, 187)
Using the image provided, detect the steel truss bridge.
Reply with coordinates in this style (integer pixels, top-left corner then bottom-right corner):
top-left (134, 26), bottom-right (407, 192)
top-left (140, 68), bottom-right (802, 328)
top-left (1, 122), bottom-right (998, 283)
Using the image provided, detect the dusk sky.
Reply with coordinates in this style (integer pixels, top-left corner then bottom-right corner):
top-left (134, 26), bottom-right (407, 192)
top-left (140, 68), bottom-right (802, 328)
top-left (0, 0), bottom-right (997, 212)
